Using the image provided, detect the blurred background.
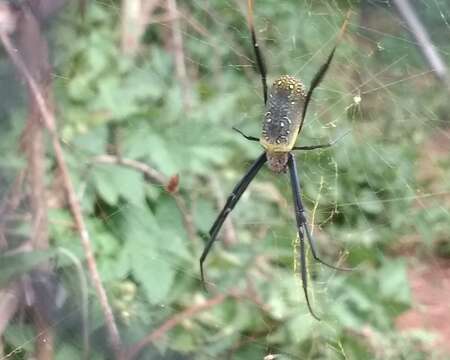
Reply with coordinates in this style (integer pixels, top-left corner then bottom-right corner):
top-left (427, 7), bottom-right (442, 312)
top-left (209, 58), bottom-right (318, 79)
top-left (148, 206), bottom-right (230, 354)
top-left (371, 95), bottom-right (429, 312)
top-left (1, 0), bottom-right (450, 359)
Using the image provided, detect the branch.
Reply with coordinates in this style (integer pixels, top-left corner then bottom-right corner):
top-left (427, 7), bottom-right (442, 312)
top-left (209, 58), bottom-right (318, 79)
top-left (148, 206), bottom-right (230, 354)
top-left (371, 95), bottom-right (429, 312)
top-left (120, 0), bottom-right (161, 55)
top-left (90, 155), bottom-right (196, 242)
top-left (17, 1), bottom-right (50, 253)
top-left (125, 293), bottom-right (228, 359)
top-left (125, 281), bottom-right (272, 359)
top-left (392, 0), bottom-right (449, 83)
top-left (166, 0), bottom-right (192, 108)
top-left (0, 32), bottom-right (122, 357)
top-left (91, 155), bottom-right (166, 183)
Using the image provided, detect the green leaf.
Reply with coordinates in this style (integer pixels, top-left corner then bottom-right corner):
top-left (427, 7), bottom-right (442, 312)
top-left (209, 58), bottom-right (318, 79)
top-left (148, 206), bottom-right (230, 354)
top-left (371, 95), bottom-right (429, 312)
top-left (358, 189), bottom-right (384, 215)
top-left (193, 199), bottom-right (216, 233)
top-left (154, 198), bottom-right (190, 259)
top-left (55, 344), bottom-right (83, 359)
top-left (70, 126), bottom-right (108, 154)
top-left (120, 205), bottom-right (176, 303)
top-left (131, 251), bottom-right (176, 304)
top-left (92, 166), bottom-right (119, 204)
top-left (379, 260), bottom-right (411, 305)
top-left (4, 324), bottom-right (35, 353)
top-left (287, 313), bottom-right (316, 343)
top-left (101, 248), bottom-right (132, 282)
top-left (330, 300), bottom-right (365, 328)
top-left (91, 164), bottom-right (145, 205)
top-left (114, 167), bottom-right (146, 206)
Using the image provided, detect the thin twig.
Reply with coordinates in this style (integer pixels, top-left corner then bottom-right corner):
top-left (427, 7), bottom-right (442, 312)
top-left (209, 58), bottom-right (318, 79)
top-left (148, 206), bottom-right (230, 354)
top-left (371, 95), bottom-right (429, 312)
top-left (0, 32), bottom-right (122, 357)
top-left (125, 293), bottom-right (228, 359)
top-left (392, 0), bottom-right (449, 83)
top-left (90, 155), bottom-right (196, 242)
top-left (242, 277), bottom-right (271, 313)
top-left (32, 307), bottom-right (54, 360)
top-left (91, 155), bottom-right (166, 183)
top-left (166, 0), bottom-right (192, 108)
top-left (120, 0), bottom-right (161, 55)
top-left (126, 281), bottom-right (271, 360)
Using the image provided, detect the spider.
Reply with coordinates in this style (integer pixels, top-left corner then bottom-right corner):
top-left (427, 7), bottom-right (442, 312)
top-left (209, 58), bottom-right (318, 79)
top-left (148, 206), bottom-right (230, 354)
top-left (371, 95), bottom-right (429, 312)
top-left (200, 0), bottom-right (351, 320)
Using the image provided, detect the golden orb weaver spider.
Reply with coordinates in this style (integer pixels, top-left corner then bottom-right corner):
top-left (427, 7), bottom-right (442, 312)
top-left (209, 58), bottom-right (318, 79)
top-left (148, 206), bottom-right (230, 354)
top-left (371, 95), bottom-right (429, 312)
top-left (200, 0), bottom-right (351, 320)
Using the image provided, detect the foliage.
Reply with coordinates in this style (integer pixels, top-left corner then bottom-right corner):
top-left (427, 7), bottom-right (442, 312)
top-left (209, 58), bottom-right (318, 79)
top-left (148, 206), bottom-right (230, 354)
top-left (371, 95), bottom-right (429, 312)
top-left (2, 0), bottom-right (450, 359)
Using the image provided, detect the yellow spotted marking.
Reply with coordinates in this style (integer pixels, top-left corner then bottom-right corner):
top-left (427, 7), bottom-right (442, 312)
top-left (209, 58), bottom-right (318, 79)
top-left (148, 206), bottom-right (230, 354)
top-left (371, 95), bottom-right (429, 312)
top-left (272, 75), bottom-right (306, 97)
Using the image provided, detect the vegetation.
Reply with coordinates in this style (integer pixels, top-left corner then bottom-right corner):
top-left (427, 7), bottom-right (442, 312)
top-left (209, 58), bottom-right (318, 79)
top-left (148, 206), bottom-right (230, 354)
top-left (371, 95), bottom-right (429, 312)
top-left (1, 0), bottom-right (450, 359)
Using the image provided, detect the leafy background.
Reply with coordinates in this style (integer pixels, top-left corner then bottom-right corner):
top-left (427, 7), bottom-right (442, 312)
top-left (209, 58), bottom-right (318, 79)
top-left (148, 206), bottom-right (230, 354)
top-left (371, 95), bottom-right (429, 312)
top-left (1, 0), bottom-right (450, 359)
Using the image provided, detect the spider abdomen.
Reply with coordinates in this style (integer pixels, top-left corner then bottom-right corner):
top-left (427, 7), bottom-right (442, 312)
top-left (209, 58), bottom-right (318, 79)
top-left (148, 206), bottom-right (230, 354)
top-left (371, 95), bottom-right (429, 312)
top-left (260, 75), bottom-right (306, 152)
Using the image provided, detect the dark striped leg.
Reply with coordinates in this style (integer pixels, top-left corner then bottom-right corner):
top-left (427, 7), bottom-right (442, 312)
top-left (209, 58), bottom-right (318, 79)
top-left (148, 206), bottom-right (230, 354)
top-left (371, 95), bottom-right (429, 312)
top-left (288, 153), bottom-right (351, 320)
top-left (247, 0), bottom-right (268, 104)
top-left (288, 153), bottom-right (321, 320)
top-left (292, 130), bottom-right (351, 151)
top-left (232, 127), bottom-right (259, 142)
top-left (200, 152), bottom-right (267, 287)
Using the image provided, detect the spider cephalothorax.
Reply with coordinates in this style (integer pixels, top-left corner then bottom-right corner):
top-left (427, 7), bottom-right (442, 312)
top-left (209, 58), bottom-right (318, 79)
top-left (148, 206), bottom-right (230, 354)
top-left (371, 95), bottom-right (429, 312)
top-left (265, 151), bottom-right (288, 173)
top-left (200, 0), bottom-right (351, 320)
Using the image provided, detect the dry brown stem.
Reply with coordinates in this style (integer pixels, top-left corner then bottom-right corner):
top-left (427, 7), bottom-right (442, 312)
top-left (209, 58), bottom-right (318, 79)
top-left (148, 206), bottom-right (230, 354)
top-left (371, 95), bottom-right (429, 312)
top-left (19, 11), bottom-right (51, 357)
top-left (0, 32), bottom-right (122, 357)
top-left (17, 4), bottom-right (51, 253)
top-left (120, 0), bottom-right (161, 55)
top-left (125, 292), bottom-right (228, 359)
top-left (166, 0), bottom-right (192, 108)
top-left (32, 308), bottom-right (54, 360)
top-left (125, 282), bottom-right (271, 359)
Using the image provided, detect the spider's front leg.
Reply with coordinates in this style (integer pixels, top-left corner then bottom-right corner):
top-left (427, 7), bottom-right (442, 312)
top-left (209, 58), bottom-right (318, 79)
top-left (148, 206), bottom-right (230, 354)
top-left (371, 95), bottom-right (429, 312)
top-left (292, 130), bottom-right (351, 151)
top-left (232, 127), bottom-right (259, 142)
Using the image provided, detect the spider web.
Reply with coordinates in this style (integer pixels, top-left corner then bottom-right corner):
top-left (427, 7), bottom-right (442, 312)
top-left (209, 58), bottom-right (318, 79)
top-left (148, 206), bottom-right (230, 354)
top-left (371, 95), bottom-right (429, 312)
top-left (1, 0), bottom-right (450, 359)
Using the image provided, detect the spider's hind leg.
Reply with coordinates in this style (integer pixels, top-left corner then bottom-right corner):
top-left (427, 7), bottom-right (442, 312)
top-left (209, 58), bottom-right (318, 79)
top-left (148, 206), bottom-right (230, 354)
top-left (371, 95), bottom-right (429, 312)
top-left (199, 152), bottom-right (267, 288)
top-left (287, 153), bottom-right (321, 320)
top-left (303, 224), bottom-right (352, 272)
top-left (287, 153), bottom-right (352, 320)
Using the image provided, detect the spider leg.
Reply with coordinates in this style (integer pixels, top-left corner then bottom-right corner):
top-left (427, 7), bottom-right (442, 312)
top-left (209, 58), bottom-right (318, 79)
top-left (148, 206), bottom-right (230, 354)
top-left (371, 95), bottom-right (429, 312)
top-left (292, 130), bottom-right (351, 151)
top-left (247, 0), bottom-right (268, 104)
top-left (292, 143), bottom-right (332, 151)
top-left (287, 153), bottom-right (320, 320)
top-left (288, 154), bottom-right (350, 271)
top-left (303, 224), bottom-right (352, 271)
top-left (298, 12), bottom-right (350, 134)
top-left (200, 152), bottom-right (267, 287)
top-left (232, 126), bottom-right (260, 142)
